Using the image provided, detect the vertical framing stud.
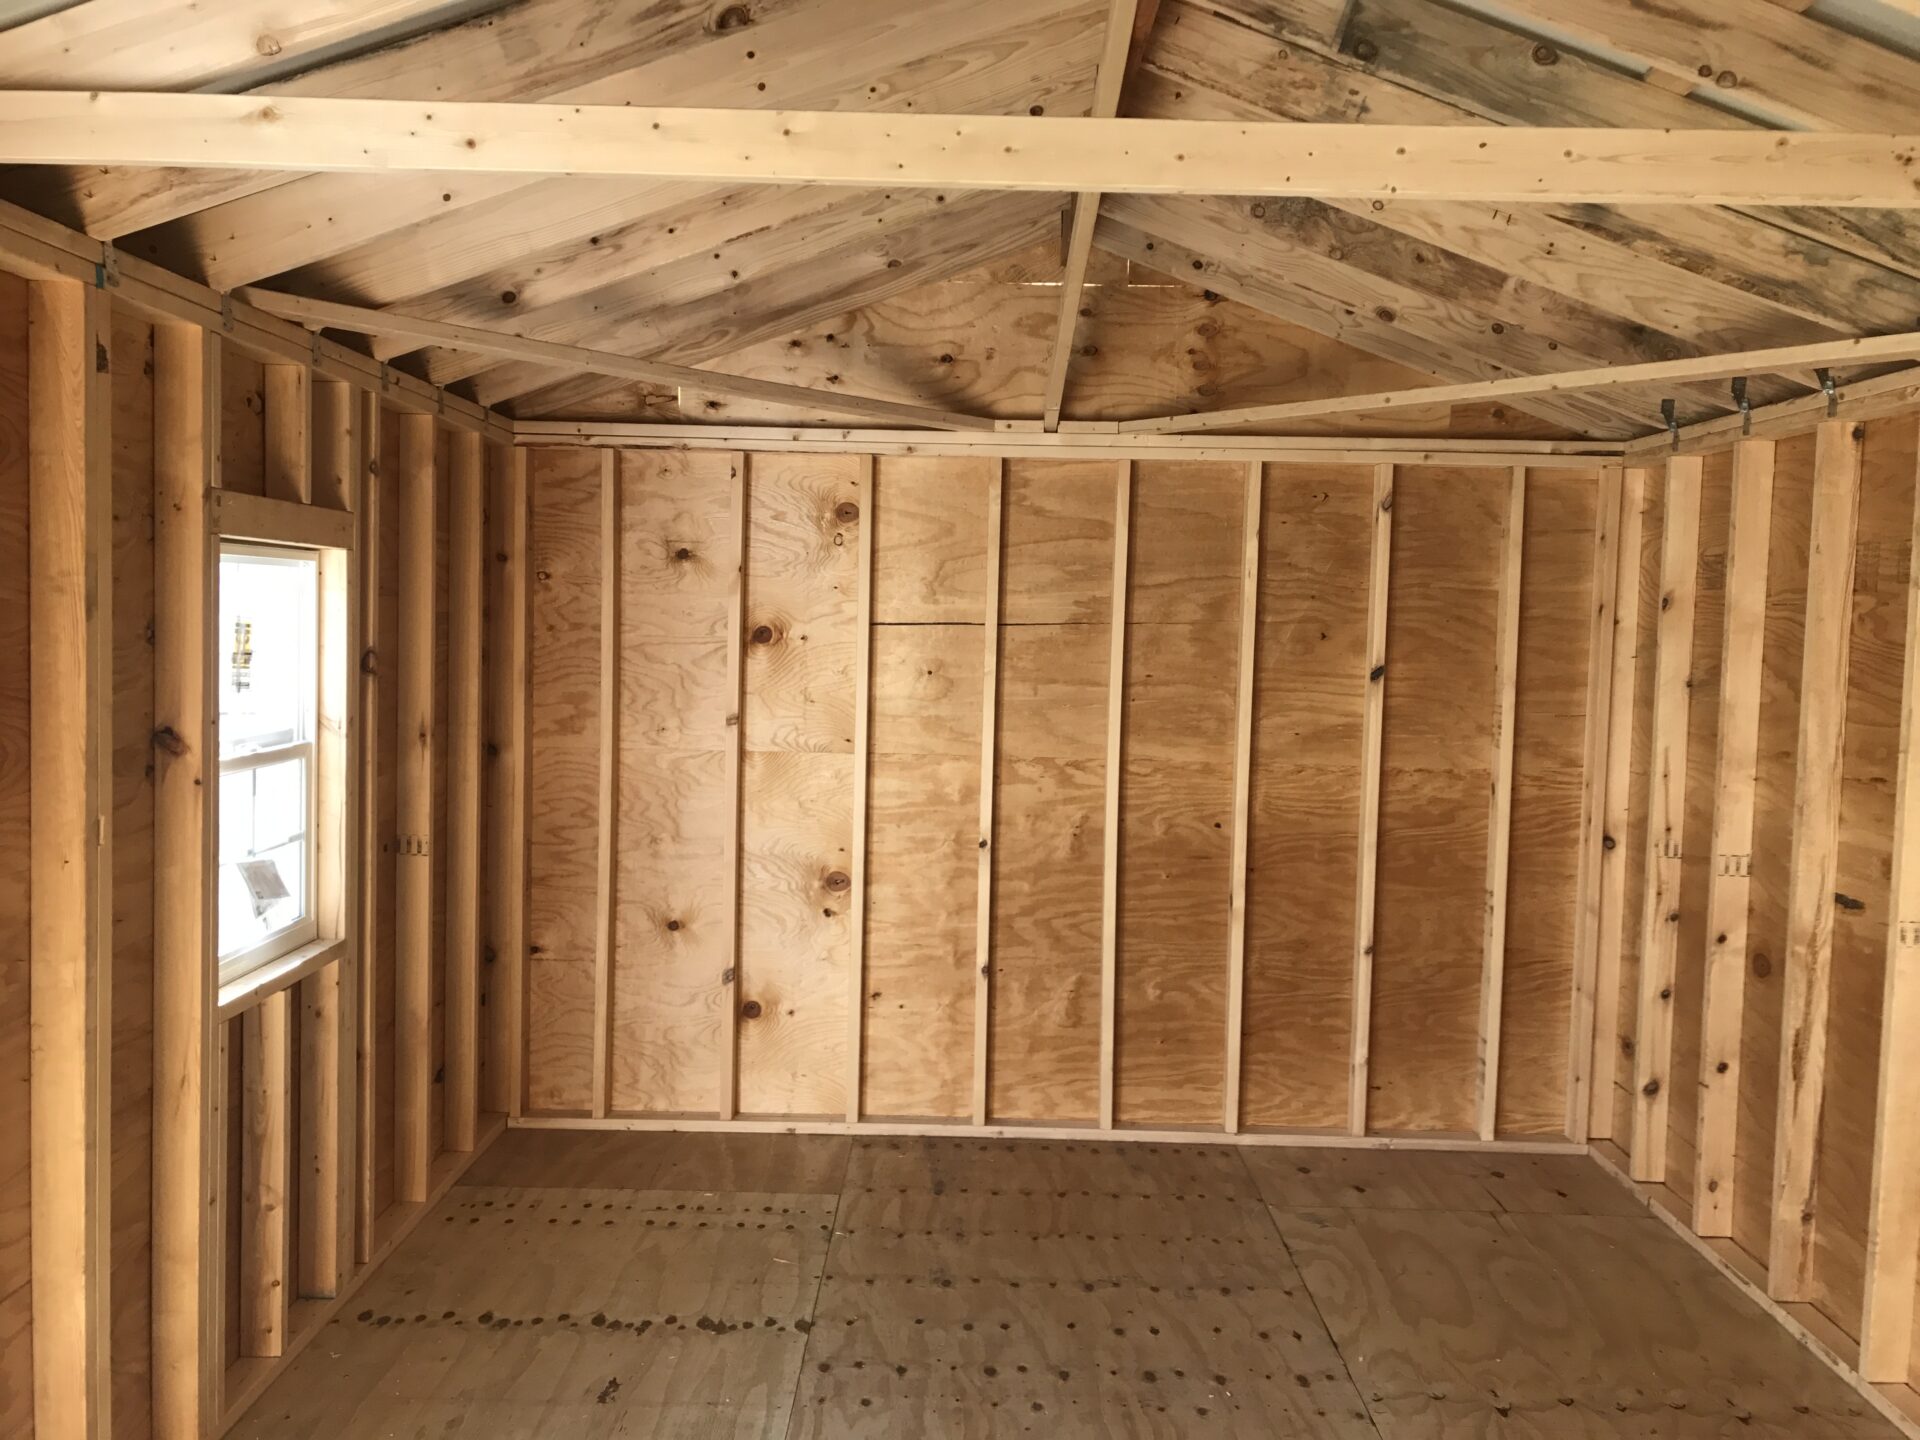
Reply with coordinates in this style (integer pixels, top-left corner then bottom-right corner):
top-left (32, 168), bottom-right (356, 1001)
top-left (393, 411), bottom-right (436, 1203)
top-left (592, 449), bottom-right (619, 1118)
top-left (973, 458), bottom-right (1005, 1128)
top-left (354, 393), bottom-right (381, 1257)
top-left (1770, 418), bottom-right (1864, 1297)
top-left (1350, 462), bottom-right (1393, 1137)
top-left (1629, 455), bottom-right (1703, 1184)
top-left (1098, 459), bottom-right (1131, 1131)
top-left (1477, 465), bottom-right (1527, 1142)
top-left (1693, 438), bottom-right (1776, 1234)
top-left (1223, 460), bottom-right (1262, 1133)
top-left (240, 991), bottom-right (291, 1358)
top-left (446, 432), bottom-right (484, 1147)
top-left (487, 446), bottom-right (531, 1118)
top-left (1860, 438), bottom-right (1920, 1380)
top-left (153, 320), bottom-right (218, 1439)
top-left (845, 455), bottom-right (874, 1124)
top-left (26, 277), bottom-right (113, 1440)
top-left (1566, 464), bottom-right (1624, 1143)
top-left (718, 452), bottom-right (747, 1121)
top-left (1589, 466), bottom-right (1652, 1141)
top-left (310, 378), bottom-right (354, 512)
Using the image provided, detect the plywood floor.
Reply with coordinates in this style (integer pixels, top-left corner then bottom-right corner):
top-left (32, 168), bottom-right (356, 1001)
top-left (231, 1131), bottom-right (1900, 1438)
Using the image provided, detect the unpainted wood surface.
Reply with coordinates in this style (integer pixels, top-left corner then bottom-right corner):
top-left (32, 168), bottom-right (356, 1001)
top-left (229, 1129), bottom-right (1906, 1438)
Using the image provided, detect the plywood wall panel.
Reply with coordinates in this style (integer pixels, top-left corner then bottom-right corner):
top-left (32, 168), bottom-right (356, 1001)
top-left (1115, 461), bottom-right (1243, 1127)
top-left (738, 453), bottom-right (859, 1118)
top-left (1660, 454), bottom-right (1731, 1195)
top-left (110, 306), bottom-right (156, 1440)
top-left (526, 446), bottom-right (603, 1113)
top-left (1497, 470), bottom-right (1599, 1136)
top-left (0, 267), bottom-right (28, 1440)
top-left (1240, 464), bottom-right (1374, 1131)
top-left (1733, 429), bottom-right (1814, 1264)
top-left (1369, 466), bottom-right (1505, 1135)
top-left (1813, 415), bottom-right (1918, 1337)
top-left (219, 347), bottom-right (264, 494)
top-left (988, 461), bottom-right (1114, 1124)
top-left (863, 458), bottom-right (988, 1120)
top-left (609, 451), bottom-right (737, 1115)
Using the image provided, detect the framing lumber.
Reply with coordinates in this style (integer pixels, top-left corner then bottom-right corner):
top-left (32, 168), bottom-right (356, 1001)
top-left (150, 319), bottom-right (220, 1440)
top-left (240, 990), bottom-right (290, 1358)
top-left (1124, 332), bottom-right (1920, 437)
top-left (311, 379), bottom-right (354, 512)
top-left (1098, 460), bottom-right (1131, 1132)
top-left (486, 445), bottom-right (530, 1118)
top-left (513, 421), bottom-right (1624, 468)
top-left (354, 392), bottom-right (381, 1260)
top-left (446, 431), bottom-right (484, 1149)
top-left (1350, 462), bottom-right (1393, 1137)
top-left (717, 454), bottom-right (747, 1122)
top-left (1477, 466), bottom-right (1527, 1143)
top-left (592, 450), bottom-right (618, 1120)
top-left (1626, 366), bottom-right (1920, 460)
top-left (237, 288), bottom-right (995, 434)
top-left (1860, 436), bottom-right (1920, 1380)
top-left (1693, 438), bottom-right (1777, 1238)
top-left (210, 488), bottom-right (357, 550)
top-left (845, 456), bottom-right (874, 1125)
top-left (263, 363), bottom-right (312, 504)
top-left (11, 98), bottom-right (1920, 205)
top-left (1770, 419), bottom-right (1865, 1300)
top-left (1588, 466), bottom-right (1651, 1143)
top-left (393, 410), bottom-right (436, 1204)
top-left (1628, 455), bottom-right (1703, 1185)
top-left (1566, 464), bottom-right (1624, 1144)
top-left (26, 276), bottom-right (113, 1440)
top-left (1039, 0), bottom-right (1140, 431)
top-left (1223, 459), bottom-right (1262, 1134)
top-left (974, 459), bottom-right (1006, 1127)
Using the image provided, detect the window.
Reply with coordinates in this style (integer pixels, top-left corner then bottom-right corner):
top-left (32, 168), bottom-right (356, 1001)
top-left (217, 544), bottom-right (321, 982)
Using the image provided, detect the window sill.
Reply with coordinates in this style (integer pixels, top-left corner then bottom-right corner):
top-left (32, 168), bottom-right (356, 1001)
top-left (217, 936), bottom-right (348, 1023)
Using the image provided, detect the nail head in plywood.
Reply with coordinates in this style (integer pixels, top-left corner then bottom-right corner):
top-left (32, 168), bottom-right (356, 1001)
top-left (1477, 466), bottom-right (1527, 1142)
top-left (1350, 463), bottom-right (1393, 1137)
top-left (1628, 454), bottom-right (1703, 1184)
top-left (1223, 460), bottom-right (1262, 1134)
top-left (1770, 418), bottom-right (1864, 1299)
top-left (1693, 438), bottom-right (1777, 1236)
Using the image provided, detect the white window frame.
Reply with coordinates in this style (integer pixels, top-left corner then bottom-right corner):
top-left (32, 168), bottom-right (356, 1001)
top-left (216, 541), bottom-right (322, 985)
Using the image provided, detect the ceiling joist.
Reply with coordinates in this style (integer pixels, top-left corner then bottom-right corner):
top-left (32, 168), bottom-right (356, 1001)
top-left (4, 94), bottom-right (1920, 207)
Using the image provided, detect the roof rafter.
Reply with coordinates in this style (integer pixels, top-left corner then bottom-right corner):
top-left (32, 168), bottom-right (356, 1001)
top-left (1038, 0), bottom-right (1146, 431)
top-left (236, 287), bottom-right (997, 432)
top-left (4, 94), bottom-right (1920, 206)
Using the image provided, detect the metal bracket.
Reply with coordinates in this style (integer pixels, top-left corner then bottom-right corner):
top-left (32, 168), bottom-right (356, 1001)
top-left (94, 243), bottom-right (119, 291)
top-left (1732, 376), bottom-right (1751, 436)
top-left (310, 329), bottom-right (324, 370)
top-left (219, 293), bottom-right (235, 333)
top-left (379, 365), bottom-right (392, 394)
top-left (1817, 367), bottom-right (1838, 417)
top-left (1661, 398), bottom-right (1679, 452)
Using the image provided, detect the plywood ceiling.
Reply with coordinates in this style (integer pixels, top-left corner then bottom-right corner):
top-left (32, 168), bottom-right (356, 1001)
top-left (4, 0), bottom-right (1919, 439)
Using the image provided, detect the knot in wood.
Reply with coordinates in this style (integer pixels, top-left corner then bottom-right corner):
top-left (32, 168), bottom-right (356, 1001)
top-left (823, 870), bottom-right (851, 893)
top-left (834, 502), bottom-right (860, 524)
top-left (740, 999), bottom-right (763, 1020)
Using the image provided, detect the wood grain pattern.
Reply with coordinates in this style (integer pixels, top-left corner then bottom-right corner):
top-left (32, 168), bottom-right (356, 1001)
top-left (1369, 467), bottom-right (1506, 1135)
top-left (1241, 464), bottom-right (1374, 1132)
top-left (525, 447), bottom-right (603, 1115)
top-left (1115, 461), bottom-right (1242, 1127)
top-left (608, 450), bottom-right (738, 1115)
top-left (738, 453), bottom-right (860, 1118)
top-left (988, 461), bottom-right (1115, 1124)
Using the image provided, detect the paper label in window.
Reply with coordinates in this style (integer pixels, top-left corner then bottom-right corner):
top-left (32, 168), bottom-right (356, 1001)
top-left (238, 857), bottom-right (290, 918)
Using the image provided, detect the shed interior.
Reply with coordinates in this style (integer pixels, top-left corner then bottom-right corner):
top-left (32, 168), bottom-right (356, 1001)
top-left (4, 0), bottom-right (1920, 1436)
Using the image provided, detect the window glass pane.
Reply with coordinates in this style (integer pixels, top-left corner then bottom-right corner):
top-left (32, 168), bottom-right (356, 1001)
top-left (219, 550), bottom-right (317, 758)
top-left (217, 755), bottom-right (309, 962)
top-left (218, 836), bottom-right (306, 962)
